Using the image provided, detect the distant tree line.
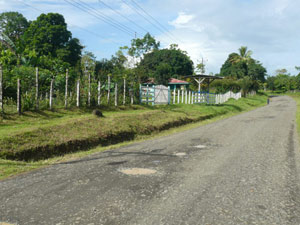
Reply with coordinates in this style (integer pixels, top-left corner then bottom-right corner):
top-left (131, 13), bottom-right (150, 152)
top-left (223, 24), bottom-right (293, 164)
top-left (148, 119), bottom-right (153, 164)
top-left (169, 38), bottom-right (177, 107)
top-left (266, 68), bottom-right (300, 93)
top-left (0, 11), bottom-right (270, 113)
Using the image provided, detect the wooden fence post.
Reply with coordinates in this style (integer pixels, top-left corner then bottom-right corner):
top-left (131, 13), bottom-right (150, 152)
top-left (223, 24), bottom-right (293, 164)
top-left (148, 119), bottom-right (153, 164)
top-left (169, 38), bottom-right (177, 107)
top-left (192, 92), bottom-right (194, 104)
top-left (17, 79), bottom-right (21, 114)
top-left (131, 85), bottom-right (134, 105)
top-left (76, 79), bottom-right (80, 107)
top-left (173, 89), bottom-right (175, 104)
top-left (88, 72), bottom-right (91, 107)
top-left (115, 83), bottom-right (118, 106)
top-left (123, 78), bottom-right (126, 105)
top-left (97, 80), bottom-right (101, 106)
top-left (49, 79), bottom-right (53, 110)
top-left (0, 65), bottom-right (3, 113)
top-left (107, 75), bottom-right (111, 104)
top-left (35, 67), bottom-right (39, 110)
top-left (185, 90), bottom-right (188, 104)
top-left (65, 69), bottom-right (68, 108)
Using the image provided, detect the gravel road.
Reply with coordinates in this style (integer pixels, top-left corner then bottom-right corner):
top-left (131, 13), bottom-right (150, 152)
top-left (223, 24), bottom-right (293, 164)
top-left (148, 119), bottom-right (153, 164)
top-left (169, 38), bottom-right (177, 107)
top-left (1, 96), bottom-right (300, 225)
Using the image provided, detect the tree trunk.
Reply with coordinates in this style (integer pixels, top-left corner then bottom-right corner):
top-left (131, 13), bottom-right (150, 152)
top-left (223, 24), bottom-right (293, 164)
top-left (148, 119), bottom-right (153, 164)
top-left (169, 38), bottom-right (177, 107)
top-left (17, 79), bottom-right (21, 114)
top-left (123, 78), bottom-right (126, 105)
top-left (76, 79), bottom-right (80, 107)
top-left (115, 83), bottom-right (118, 106)
top-left (49, 79), bottom-right (53, 110)
top-left (107, 75), bottom-right (110, 104)
top-left (65, 69), bottom-right (68, 108)
top-left (97, 80), bottom-right (101, 106)
top-left (35, 67), bottom-right (39, 110)
top-left (0, 65), bottom-right (3, 113)
top-left (88, 72), bottom-right (91, 107)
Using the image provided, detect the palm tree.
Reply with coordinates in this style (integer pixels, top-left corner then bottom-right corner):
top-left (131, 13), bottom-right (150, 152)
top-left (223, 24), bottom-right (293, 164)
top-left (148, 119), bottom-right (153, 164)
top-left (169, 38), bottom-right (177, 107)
top-left (230, 46), bottom-right (253, 64)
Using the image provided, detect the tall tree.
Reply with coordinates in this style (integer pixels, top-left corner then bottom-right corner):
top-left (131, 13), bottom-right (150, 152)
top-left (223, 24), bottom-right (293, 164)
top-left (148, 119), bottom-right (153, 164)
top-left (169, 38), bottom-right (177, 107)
top-left (128, 32), bottom-right (160, 59)
top-left (220, 47), bottom-right (266, 82)
top-left (23, 13), bottom-right (82, 67)
top-left (0, 12), bottom-right (29, 45)
top-left (138, 45), bottom-right (193, 85)
top-left (231, 46), bottom-right (253, 64)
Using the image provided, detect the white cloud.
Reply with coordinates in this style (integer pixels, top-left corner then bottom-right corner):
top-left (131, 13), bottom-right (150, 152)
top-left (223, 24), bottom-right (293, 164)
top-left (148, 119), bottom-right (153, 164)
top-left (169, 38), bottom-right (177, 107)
top-left (1, 0), bottom-right (300, 75)
top-left (156, 0), bottom-right (300, 75)
top-left (170, 12), bottom-right (195, 27)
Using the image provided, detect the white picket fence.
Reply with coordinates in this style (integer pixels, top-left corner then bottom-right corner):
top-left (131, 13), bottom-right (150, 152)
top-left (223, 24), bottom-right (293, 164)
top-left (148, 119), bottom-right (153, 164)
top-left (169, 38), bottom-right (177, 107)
top-left (171, 90), bottom-right (242, 105)
top-left (215, 91), bottom-right (242, 104)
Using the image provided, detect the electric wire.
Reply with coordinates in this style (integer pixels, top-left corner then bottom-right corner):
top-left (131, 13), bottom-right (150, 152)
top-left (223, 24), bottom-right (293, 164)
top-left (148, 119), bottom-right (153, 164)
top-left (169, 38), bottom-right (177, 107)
top-left (120, 0), bottom-right (178, 44)
top-left (98, 0), bottom-right (149, 35)
top-left (130, 0), bottom-right (182, 43)
top-left (64, 0), bottom-right (136, 37)
top-left (15, 0), bottom-right (123, 45)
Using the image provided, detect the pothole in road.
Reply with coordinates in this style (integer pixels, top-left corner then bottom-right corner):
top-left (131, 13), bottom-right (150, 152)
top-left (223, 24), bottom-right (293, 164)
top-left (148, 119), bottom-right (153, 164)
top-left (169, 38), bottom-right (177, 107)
top-left (174, 152), bottom-right (187, 156)
top-left (194, 145), bottom-right (206, 149)
top-left (120, 168), bottom-right (157, 175)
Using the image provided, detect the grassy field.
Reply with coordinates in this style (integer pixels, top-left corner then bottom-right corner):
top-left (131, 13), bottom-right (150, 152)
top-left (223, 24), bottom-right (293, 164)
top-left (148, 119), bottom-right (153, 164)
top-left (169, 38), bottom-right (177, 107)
top-left (0, 93), bottom-right (268, 180)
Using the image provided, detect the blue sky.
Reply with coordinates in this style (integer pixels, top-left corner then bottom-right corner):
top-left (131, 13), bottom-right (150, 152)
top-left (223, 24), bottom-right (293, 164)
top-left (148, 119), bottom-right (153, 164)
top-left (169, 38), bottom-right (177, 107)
top-left (1, 0), bottom-right (300, 75)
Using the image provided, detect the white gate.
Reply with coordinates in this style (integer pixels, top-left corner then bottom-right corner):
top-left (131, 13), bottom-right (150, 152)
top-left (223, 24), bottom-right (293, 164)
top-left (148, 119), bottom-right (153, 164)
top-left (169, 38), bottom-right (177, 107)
top-left (140, 85), bottom-right (170, 105)
top-left (154, 85), bottom-right (170, 105)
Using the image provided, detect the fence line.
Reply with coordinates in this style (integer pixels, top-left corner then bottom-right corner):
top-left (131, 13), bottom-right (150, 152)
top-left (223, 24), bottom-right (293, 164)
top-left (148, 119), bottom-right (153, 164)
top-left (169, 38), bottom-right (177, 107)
top-left (0, 65), bottom-right (249, 114)
top-left (171, 90), bottom-right (242, 105)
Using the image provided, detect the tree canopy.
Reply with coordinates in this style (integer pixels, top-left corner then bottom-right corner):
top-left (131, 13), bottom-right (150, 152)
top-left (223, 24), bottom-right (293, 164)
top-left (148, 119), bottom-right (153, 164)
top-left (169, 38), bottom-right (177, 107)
top-left (0, 12), bottom-right (29, 45)
top-left (22, 13), bottom-right (83, 67)
top-left (220, 47), bottom-right (266, 82)
top-left (137, 45), bottom-right (193, 85)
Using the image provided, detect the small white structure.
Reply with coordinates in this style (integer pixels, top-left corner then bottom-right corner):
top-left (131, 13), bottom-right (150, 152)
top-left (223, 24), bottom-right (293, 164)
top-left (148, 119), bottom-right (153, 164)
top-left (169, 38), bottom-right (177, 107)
top-left (140, 84), bottom-right (170, 105)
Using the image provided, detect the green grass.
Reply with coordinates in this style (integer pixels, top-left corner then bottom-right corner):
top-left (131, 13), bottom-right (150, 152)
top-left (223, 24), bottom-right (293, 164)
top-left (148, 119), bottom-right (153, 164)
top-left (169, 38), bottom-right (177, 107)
top-left (0, 93), bottom-right (268, 180)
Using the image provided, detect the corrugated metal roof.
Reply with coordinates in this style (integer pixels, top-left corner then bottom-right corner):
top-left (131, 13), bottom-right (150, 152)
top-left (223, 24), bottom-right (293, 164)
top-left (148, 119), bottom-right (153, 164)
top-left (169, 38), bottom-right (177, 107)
top-left (168, 78), bottom-right (189, 84)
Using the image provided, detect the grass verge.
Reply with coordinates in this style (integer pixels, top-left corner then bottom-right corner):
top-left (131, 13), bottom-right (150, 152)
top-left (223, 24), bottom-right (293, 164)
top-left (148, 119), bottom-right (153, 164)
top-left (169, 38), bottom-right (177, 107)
top-left (0, 93), bottom-right (267, 180)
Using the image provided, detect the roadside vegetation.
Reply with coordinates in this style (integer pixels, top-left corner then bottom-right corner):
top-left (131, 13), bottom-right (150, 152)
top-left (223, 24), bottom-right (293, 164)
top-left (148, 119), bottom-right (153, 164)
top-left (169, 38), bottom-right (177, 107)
top-left (0, 11), bottom-right (273, 180)
top-left (0, 93), bottom-right (267, 179)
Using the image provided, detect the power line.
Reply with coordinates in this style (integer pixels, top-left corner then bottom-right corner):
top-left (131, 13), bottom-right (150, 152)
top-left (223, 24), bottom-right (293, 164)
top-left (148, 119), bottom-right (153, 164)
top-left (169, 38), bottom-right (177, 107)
top-left (98, 0), bottom-right (148, 35)
top-left (130, 0), bottom-right (181, 42)
top-left (15, 0), bottom-right (123, 45)
top-left (76, 0), bottom-right (138, 36)
top-left (120, 0), bottom-right (178, 44)
top-left (64, 0), bottom-right (136, 37)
